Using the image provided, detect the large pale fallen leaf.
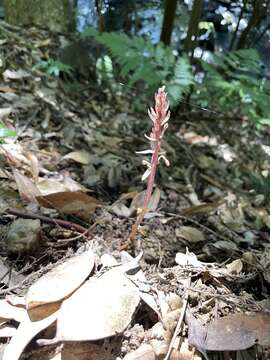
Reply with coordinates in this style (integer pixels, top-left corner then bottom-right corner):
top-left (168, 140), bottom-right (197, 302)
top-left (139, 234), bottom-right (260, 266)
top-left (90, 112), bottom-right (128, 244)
top-left (36, 191), bottom-right (98, 220)
top-left (121, 251), bottom-right (160, 316)
top-left (2, 310), bottom-right (58, 360)
top-left (63, 151), bottom-right (91, 165)
top-left (45, 267), bottom-right (140, 343)
top-left (26, 249), bottom-right (95, 321)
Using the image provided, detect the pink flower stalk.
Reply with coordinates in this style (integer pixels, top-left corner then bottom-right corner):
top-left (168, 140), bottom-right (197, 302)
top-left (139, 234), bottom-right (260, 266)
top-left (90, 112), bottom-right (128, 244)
top-left (129, 86), bottom-right (170, 242)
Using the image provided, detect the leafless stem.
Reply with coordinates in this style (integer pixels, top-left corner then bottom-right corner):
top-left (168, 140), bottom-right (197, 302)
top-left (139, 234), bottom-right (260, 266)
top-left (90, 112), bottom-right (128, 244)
top-left (129, 86), bottom-right (170, 243)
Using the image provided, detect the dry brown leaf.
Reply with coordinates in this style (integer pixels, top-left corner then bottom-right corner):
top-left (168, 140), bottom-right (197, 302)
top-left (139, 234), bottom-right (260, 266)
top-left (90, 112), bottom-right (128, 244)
top-left (26, 249), bottom-right (95, 321)
top-left (13, 169), bottom-right (41, 203)
top-left (119, 191), bottom-right (138, 201)
top-left (62, 175), bottom-right (88, 192)
top-left (6, 295), bottom-right (26, 308)
top-left (37, 177), bottom-right (87, 196)
top-left (36, 179), bottom-right (68, 195)
top-left (63, 151), bottom-right (91, 165)
top-left (61, 342), bottom-right (116, 360)
top-left (0, 87), bottom-right (16, 93)
top-left (110, 202), bottom-right (132, 218)
top-left (36, 191), bottom-right (98, 220)
top-left (219, 204), bottom-right (245, 232)
top-left (225, 259), bottom-right (243, 275)
top-left (26, 152), bottom-right (39, 181)
top-left (175, 226), bottom-right (205, 243)
top-left (130, 188), bottom-right (161, 214)
top-left (205, 312), bottom-right (270, 351)
top-left (182, 201), bottom-right (223, 216)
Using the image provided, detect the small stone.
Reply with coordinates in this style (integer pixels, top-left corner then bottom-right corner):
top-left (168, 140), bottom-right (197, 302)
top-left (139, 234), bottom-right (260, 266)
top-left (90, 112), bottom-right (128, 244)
top-left (7, 218), bottom-right (41, 254)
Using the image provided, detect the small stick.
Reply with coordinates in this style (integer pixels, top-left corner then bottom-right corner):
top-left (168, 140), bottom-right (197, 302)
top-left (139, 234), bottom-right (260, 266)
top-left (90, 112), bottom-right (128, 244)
top-left (164, 276), bottom-right (191, 360)
top-left (7, 208), bottom-right (90, 236)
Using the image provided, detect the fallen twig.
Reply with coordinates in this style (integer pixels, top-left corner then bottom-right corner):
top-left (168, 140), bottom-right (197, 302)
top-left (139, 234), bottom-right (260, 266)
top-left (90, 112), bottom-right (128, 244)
top-left (7, 208), bottom-right (90, 236)
top-left (164, 275), bottom-right (191, 360)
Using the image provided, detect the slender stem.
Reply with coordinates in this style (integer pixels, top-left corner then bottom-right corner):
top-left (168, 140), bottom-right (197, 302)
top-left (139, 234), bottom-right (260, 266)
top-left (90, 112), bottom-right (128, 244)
top-left (143, 140), bottom-right (161, 208)
top-left (129, 86), bottom-right (170, 243)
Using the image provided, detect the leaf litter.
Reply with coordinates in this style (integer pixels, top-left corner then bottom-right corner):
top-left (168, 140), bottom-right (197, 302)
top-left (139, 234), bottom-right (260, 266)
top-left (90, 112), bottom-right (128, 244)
top-left (0, 20), bottom-right (269, 359)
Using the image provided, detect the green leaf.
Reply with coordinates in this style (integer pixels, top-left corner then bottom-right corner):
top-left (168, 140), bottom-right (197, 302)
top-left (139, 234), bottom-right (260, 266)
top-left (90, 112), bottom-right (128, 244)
top-left (0, 125), bottom-right (16, 138)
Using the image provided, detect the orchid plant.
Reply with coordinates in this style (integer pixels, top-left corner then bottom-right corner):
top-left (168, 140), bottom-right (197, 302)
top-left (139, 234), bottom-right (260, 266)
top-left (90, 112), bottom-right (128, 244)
top-left (129, 86), bottom-right (170, 242)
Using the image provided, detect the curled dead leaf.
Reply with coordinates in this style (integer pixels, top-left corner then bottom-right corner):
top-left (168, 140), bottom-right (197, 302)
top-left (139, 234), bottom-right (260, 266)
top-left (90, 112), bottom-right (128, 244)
top-left (36, 191), bottom-right (98, 220)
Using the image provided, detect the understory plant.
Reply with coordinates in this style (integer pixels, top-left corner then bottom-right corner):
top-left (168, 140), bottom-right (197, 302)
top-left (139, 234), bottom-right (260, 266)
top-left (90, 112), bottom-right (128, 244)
top-left (81, 27), bottom-right (194, 108)
top-left (129, 86), bottom-right (170, 242)
top-left (0, 123), bottom-right (16, 144)
top-left (82, 28), bottom-right (270, 126)
top-left (33, 59), bottom-right (73, 77)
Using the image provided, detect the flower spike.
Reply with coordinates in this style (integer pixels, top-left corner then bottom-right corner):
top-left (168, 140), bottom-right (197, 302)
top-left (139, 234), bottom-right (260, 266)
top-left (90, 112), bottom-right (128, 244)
top-left (129, 86), bottom-right (170, 243)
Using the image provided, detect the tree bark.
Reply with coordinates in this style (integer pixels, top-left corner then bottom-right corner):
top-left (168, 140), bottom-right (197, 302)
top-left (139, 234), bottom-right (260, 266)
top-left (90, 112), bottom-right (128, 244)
top-left (237, 0), bottom-right (265, 49)
top-left (183, 0), bottom-right (203, 56)
top-left (160, 0), bottom-right (177, 46)
top-left (3, 0), bottom-right (75, 33)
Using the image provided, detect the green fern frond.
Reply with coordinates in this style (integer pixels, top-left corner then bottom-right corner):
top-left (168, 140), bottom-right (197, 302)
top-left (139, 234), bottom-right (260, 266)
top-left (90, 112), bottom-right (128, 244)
top-left (81, 28), bottom-right (193, 107)
top-left (167, 57), bottom-right (194, 106)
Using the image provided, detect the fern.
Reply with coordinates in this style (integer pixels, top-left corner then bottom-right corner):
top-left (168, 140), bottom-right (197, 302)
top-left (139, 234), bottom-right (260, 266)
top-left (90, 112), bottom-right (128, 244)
top-left (81, 29), bottom-right (269, 125)
top-left (196, 49), bottom-right (270, 125)
top-left (167, 57), bottom-right (194, 105)
top-left (81, 28), bottom-right (193, 107)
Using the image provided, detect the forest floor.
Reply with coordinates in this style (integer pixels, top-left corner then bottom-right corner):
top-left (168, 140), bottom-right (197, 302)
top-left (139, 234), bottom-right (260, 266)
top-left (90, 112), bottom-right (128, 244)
top-left (0, 21), bottom-right (269, 360)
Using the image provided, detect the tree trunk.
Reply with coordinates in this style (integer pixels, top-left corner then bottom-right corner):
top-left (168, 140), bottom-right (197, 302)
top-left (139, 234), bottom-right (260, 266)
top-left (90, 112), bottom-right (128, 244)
top-left (183, 0), bottom-right (203, 56)
top-left (160, 0), bottom-right (177, 46)
top-left (229, 0), bottom-right (247, 50)
top-left (3, 0), bottom-right (75, 33)
top-left (95, 0), bottom-right (105, 33)
top-left (237, 0), bottom-right (265, 49)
